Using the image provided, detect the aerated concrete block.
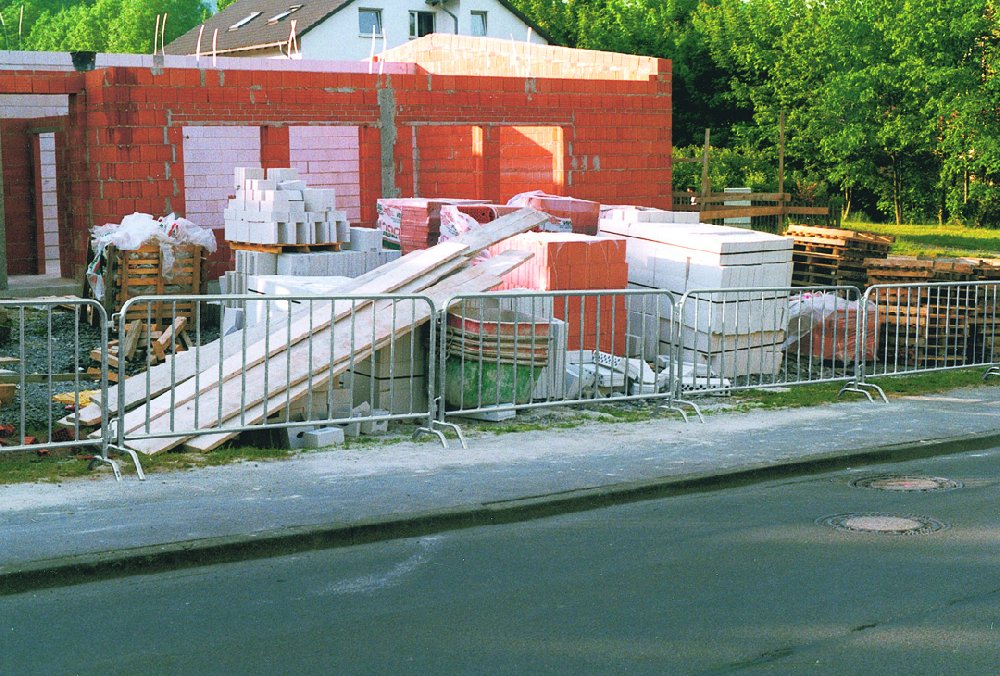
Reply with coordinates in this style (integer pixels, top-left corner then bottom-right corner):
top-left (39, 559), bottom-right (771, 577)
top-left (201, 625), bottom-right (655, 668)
top-left (302, 426), bottom-right (346, 448)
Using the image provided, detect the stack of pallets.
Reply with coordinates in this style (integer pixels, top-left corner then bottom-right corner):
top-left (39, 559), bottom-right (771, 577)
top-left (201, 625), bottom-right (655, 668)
top-left (103, 244), bottom-right (207, 328)
top-left (786, 225), bottom-right (893, 288)
top-left (864, 257), bottom-right (977, 368)
top-left (965, 258), bottom-right (1000, 364)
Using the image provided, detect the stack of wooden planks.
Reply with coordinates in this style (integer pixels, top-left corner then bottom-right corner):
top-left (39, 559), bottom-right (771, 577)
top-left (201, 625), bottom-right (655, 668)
top-left (65, 209), bottom-right (549, 455)
top-left (864, 257), bottom-right (977, 367)
top-left (785, 225), bottom-right (893, 288)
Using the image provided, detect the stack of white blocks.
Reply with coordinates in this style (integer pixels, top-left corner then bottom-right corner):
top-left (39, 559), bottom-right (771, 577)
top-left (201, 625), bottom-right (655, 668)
top-left (598, 208), bottom-right (794, 377)
top-left (220, 174), bottom-right (400, 301)
top-left (224, 167), bottom-right (348, 246)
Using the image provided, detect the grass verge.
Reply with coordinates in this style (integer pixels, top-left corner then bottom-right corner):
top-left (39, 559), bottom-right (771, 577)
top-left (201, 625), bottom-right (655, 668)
top-left (844, 221), bottom-right (1000, 259)
top-left (0, 369), bottom-right (992, 486)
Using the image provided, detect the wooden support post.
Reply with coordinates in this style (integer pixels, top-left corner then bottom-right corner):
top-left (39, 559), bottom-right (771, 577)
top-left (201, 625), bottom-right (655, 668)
top-left (778, 111), bottom-right (786, 223)
top-left (0, 126), bottom-right (8, 290)
top-left (700, 128), bottom-right (711, 200)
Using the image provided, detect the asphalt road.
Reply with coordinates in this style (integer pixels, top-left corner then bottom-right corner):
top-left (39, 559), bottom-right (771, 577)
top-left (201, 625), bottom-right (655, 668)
top-left (3, 448), bottom-right (999, 674)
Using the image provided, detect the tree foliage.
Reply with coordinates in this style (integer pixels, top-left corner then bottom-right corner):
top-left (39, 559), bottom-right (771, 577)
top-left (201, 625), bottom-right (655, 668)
top-left (3, 0), bottom-right (996, 225)
top-left (0, 0), bottom-right (207, 53)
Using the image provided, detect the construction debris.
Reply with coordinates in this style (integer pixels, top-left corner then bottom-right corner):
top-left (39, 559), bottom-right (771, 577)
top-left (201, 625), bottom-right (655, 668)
top-left (74, 208), bottom-right (549, 454)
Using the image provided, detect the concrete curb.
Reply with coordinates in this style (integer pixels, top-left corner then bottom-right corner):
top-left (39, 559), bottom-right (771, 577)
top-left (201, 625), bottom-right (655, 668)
top-left (3, 429), bottom-right (999, 597)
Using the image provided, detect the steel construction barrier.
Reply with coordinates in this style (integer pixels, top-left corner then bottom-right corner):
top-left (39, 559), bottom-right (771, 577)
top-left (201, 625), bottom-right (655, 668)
top-left (852, 281), bottom-right (1000, 392)
top-left (672, 286), bottom-right (875, 410)
top-left (112, 292), bottom-right (441, 475)
top-left (0, 299), bottom-right (119, 475)
top-left (436, 289), bottom-right (688, 441)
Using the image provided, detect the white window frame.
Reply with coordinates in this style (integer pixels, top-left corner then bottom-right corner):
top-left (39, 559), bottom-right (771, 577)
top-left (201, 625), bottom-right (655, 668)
top-left (470, 11), bottom-right (487, 37)
top-left (358, 8), bottom-right (383, 37)
top-left (409, 10), bottom-right (436, 39)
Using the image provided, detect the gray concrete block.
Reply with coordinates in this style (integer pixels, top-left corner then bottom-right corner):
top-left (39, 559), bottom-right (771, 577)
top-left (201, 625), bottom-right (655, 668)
top-left (302, 426), bottom-right (345, 448)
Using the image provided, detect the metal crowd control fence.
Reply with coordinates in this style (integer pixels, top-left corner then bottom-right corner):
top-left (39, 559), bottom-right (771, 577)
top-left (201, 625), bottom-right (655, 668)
top-left (437, 289), bottom-right (687, 442)
top-left (0, 299), bottom-right (119, 476)
top-left (111, 292), bottom-right (440, 474)
top-left (853, 281), bottom-right (1000, 392)
top-left (672, 286), bottom-right (875, 414)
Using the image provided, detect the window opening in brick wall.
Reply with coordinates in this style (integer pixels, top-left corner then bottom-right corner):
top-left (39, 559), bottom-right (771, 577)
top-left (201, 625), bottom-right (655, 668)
top-left (35, 132), bottom-right (60, 276)
top-left (182, 126), bottom-right (261, 232)
top-left (289, 126), bottom-right (362, 225)
top-left (498, 126), bottom-right (564, 200)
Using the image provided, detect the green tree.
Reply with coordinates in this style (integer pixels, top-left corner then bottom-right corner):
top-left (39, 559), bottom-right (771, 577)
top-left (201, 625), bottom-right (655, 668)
top-left (2, 0), bottom-right (206, 52)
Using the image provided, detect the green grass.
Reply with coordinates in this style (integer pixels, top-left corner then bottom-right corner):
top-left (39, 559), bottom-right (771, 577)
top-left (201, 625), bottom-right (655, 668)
top-left (0, 369), bottom-right (993, 485)
top-left (844, 221), bottom-right (1000, 259)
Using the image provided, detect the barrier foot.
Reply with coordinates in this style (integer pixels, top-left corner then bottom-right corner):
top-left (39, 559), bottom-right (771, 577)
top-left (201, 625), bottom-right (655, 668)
top-left (662, 399), bottom-right (704, 423)
top-left (413, 425), bottom-right (449, 449)
top-left (434, 420), bottom-right (468, 450)
top-left (108, 445), bottom-right (147, 481)
top-left (983, 366), bottom-right (1000, 381)
top-left (839, 381), bottom-right (888, 403)
top-left (89, 455), bottom-right (122, 481)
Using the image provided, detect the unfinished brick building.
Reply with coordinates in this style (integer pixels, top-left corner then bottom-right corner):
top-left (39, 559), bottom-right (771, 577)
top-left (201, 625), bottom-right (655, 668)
top-left (0, 34), bottom-right (672, 289)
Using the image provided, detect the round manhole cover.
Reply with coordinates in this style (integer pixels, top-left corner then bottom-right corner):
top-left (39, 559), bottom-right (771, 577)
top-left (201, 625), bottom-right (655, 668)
top-left (850, 475), bottom-right (963, 492)
top-left (818, 512), bottom-right (948, 535)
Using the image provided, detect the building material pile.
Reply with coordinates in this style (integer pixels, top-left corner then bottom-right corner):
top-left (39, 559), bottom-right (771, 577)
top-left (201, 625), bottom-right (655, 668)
top-left (506, 192), bottom-right (602, 235)
top-left (224, 167), bottom-right (348, 248)
top-left (489, 232), bottom-right (629, 351)
top-left (67, 209), bottom-right (549, 454)
top-left (864, 257), bottom-right (977, 367)
top-left (785, 225), bottom-right (893, 288)
top-left (376, 198), bottom-right (489, 253)
top-left (599, 208), bottom-right (793, 377)
top-left (222, 168), bottom-right (399, 308)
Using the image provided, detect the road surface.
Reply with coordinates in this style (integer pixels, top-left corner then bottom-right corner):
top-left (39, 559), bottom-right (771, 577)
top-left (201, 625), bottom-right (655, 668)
top-left (2, 447), bottom-right (999, 673)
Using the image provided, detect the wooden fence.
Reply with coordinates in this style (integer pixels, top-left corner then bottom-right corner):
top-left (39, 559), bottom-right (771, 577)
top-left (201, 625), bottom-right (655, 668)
top-left (671, 192), bottom-right (835, 233)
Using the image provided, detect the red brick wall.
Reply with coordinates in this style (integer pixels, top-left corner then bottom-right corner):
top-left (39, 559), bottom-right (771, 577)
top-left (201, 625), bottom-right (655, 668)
top-left (1, 119), bottom-right (38, 275)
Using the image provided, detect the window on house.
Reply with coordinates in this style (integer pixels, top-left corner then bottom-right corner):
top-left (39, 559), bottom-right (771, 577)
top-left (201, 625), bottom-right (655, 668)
top-left (471, 11), bottom-right (487, 37)
top-left (409, 11), bottom-right (435, 38)
top-left (358, 8), bottom-right (382, 36)
top-left (229, 11), bottom-right (261, 31)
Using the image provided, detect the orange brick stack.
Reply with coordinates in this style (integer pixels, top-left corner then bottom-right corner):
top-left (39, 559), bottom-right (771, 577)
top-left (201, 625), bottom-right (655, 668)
top-left (490, 232), bottom-right (629, 351)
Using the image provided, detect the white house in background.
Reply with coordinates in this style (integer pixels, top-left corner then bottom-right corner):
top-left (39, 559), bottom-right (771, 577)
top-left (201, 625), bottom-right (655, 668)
top-left (167, 0), bottom-right (550, 60)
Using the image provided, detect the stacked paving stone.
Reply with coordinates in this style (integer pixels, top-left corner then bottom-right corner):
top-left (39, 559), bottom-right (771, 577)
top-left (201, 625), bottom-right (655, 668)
top-left (599, 207), bottom-right (793, 377)
top-left (224, 167), bottom-right (348, 246)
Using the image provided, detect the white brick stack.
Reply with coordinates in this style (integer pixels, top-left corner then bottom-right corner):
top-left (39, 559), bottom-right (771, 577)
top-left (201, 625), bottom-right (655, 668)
top-left (224, 167), bottom-right (347, 246)
top-left (599, 208), bottom-right (794, 377)
top-left (220, 167), bottom-right (400, 301)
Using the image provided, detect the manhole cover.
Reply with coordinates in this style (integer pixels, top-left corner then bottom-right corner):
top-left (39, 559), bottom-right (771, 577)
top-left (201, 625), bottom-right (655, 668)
top-left (818, 512), bottom-right (947, 535)
top-left (849, 475), bottom-right (963, 492)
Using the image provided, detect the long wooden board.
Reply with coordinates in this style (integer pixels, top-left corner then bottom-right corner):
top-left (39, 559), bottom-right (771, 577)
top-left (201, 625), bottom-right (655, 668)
top-left (129, 251), bottom-right (532, 454)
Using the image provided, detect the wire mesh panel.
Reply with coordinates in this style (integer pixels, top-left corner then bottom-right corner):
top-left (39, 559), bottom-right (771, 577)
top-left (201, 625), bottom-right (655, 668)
top-left (437, 289), bottom-right (678, 422)
top-left (0, 299), bottom-right (109, 461)
top-left (861, 282), bottom-right (999, 378)
top-left (671, 286), bottom-right (865, 396)
top-left (112, 293), bottom-right (437, 457)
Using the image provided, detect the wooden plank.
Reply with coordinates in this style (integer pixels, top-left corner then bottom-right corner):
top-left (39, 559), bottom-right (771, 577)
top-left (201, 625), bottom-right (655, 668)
top-left (96, 209), bottom-right (547, 433)
top-left (179, 251), bottom-right (533, 453)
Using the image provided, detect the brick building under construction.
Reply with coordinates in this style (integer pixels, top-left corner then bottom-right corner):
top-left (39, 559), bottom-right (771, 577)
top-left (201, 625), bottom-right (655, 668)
top-left (0, 34), bottom-right (672, 288)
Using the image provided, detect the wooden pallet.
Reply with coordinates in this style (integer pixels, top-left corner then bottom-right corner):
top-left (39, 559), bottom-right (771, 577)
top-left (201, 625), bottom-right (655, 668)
top-left (787, 225), bottom-right (892, 288)
top-left (104, 244), bottom-right (207, 328)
